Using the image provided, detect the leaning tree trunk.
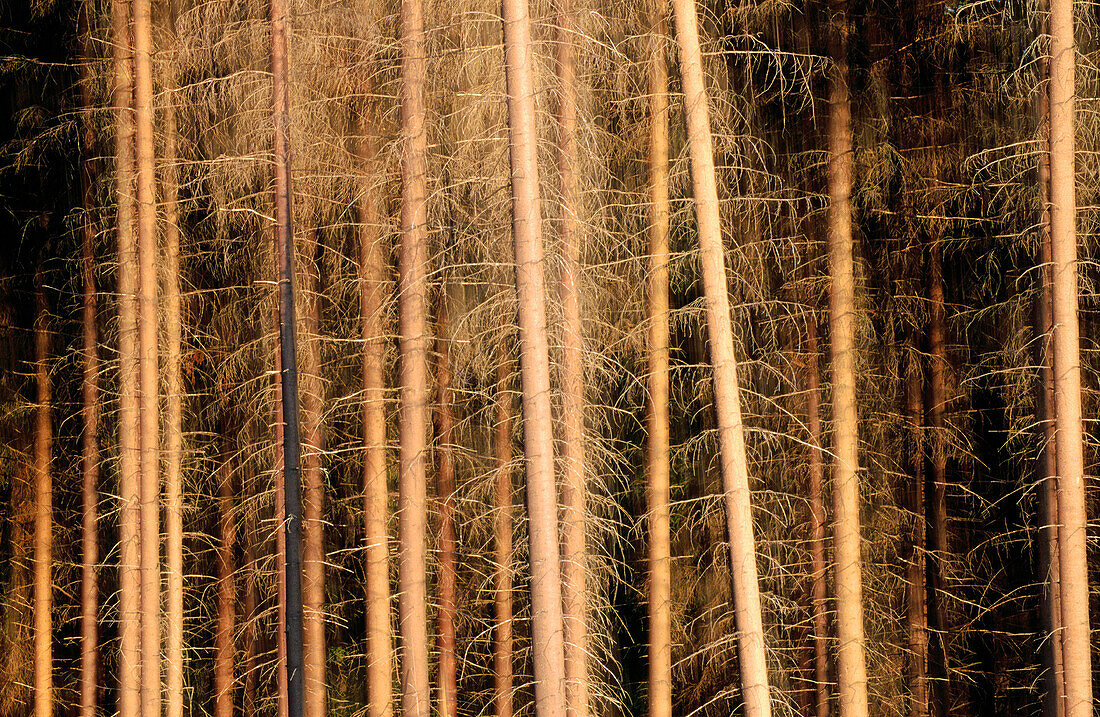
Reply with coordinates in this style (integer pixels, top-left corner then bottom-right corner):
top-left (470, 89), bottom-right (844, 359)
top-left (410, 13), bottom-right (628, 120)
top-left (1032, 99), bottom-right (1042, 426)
top-left (436, 292), bottom-right (458, 717)
top-left (359, 115), bottom-right (395, 717)
top-left (824, 3), bottom-right (870, 717)
top-left (77, 7), bottom-right (100, 713)
top-left (804, 306), bottom-right (829, 717)
top-left (502, 0), bottom-right (569, 708)
top-left (1048, 0), bottom-right (1093, 713)
top-left (926, 243), bottom-right (949, 717)
top-left (554, 4), bottom-right (588, 715)
top-left (215, 441), bottom-right (237, 717)
top-left (646, 14), bottom-right (673, 717)
top-left (112, 0), bottom-right (142, 711)
top-left (33, 273), bottom-right (53, 717)
top-left (494, 349), bottom-right (515, 717)
top-left (669, 0), bottom-right (771, 714)
top-left (398, 0), bottom-right (432, 709)
top-left (906, 340), bottom-right (928, 717)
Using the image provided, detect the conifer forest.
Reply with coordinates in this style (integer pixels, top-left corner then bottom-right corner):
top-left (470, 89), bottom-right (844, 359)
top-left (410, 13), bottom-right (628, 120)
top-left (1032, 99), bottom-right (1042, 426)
top-left (1, 0), bottom-right (1100, 713)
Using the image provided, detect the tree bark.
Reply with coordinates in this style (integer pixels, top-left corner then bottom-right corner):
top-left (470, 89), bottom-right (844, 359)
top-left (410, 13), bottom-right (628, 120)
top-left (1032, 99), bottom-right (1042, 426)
top-left (215, 441), bottom-right (237, 717)
top-left (824, 4), bottom-right (869, 717)
top-left (274, 344), bottom-right (290, 717)
top-left (646, 15), bottom-right (673, 717)
top-left (502, 0), bottom-right (569, 708)
top-left (359, 118), bottom-right (395, 717)
top-left (1048, 0), bottom-right (1092, 713)
top-left (33, 273), bottom-right (53, 717)
top-left (805, 308), bottom-right (829, 717)
top-left (398, 0), bottom-right (432, 709)
top-left (494, 350), bottom-right (515, 717)
top-left (926, 244), bottom-right (949, 717)
top-left (906, 343), bottom-right (928, 717)
top-left (670, 0), bottom-right (771, 714)
top-left (435, 292), bottom-right (458, 717)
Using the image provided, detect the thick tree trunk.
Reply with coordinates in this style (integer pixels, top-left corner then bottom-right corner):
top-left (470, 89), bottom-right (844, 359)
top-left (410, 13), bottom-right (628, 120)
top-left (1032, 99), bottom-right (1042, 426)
top-left (805, 309), bottom-right (829, 717)
top-left (906, 344), bottom-right (928, 717)
top-left (1048, 0), bottom-right (1092, 713)
top-left (111, 0), bottom-right (142, 710)
top-left (435, 294), bottom-right (458, 717)
top-left (33, 275), bottom-right (53, 717)
top-left (359, 123), bottom-right (394, 717)
top-left (301, 229), bottom-right (327, 717)
top-left (926, 245), bottom-right (949, 717)
top-left (670, 0), bottom-right (771, 714)
top-left (502, 0), bottom-right (569, 708)
top-left (494, 351), bottom-right (515, 717)
top-left (215, 443), bottom-right (237, 717)
top-left (824, 4), bottom-right (869, 717)
top-left (646, 16), bottom-right (672, 717)
top-left (398, 0), bottom-right (432, 710)
top-left (554, 5), bottom-right (588, 715)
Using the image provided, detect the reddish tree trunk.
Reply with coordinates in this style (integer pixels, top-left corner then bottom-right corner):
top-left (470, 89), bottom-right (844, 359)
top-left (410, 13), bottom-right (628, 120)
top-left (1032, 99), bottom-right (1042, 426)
top-left (215, 441), bottom-right (237, 717)
top-left (804, 309), bottom-right (829, 717)
top-left (435, 294), bottom-right (458, 717)
top-left (906, 344), bottom-right (928, 717)
top-left (33, 274), bottom-right (53, 717)
top-left (494, 351), bottom-right (515, 717)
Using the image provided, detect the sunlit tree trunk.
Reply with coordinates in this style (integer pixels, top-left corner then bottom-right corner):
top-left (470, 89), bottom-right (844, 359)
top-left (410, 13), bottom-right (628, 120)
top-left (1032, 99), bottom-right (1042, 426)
top-left (804, 307), bottom-right (829, 717)
top-left (494, 350), bottom-right (515, 717)
top-left (824, 3), bottom-right (869, 717)
top-left (112, 0), bottom-right (142, 710)
top-left (33, 273), bottom-right (53, 717)
top-left (670, 0), bottom-right (771, 713)
top-left (1047, 0), bottom-right (1092, 712)
top-left (646, 14), bottom-right (672, 717)
top-left (435, 293), bottom-right (458, 717)
top-left (905, 342), bottom-right (928, 717)
top-left (398, 0), bottom-right (432, 709)
top-left (502, 0), bottom-right (568, 707)
top-left (215, 440), bottom-right (237, 717)
top-left (359, 118), bottom-right (394, 717)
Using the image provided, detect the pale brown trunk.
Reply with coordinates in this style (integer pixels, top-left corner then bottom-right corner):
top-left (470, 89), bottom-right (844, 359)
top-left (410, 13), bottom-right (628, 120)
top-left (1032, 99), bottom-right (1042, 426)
top-left (274, 344), bottom-right (290, 717)
top-left (670, 0), bottom-right (771, 713)
top-left (926, 245), bottom-right (949, 717)
top-left (1048, 0), bottom-right (1092, 712)
top-left (906, 346), bottom-right (928, 717)
top-left (646, 15), bottom-right (672, 717)
top-left (133, 0), bottom-right (161, 707)
top-left (301, 229), bottom-right (327, 717)
top-left (33, 275), bottom-right (53, 717)
top-left (435, 294), bottom-right (458, 717)
top-left (493, 351), bottom-right (515, 717)
top-left (502, 0), bottom-right (568, 707)
top-left (215, 441), bottom-right (237, 717)
top-left (805, 310), bottom-right (829, 717)
top-left (359, 123), bottom-right (394, 717)
top-left (825, 4), bottom-right (869, 717)
top-left (398, 0), bottom-right (432, 709)
top-left (112, 0), bottom-right (142, 709)
top-left (554, 4), bottom-right (588, 715)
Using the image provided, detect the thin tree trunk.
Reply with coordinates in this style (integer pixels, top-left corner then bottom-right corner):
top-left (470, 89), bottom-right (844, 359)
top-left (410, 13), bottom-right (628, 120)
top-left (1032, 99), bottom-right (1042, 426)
top-left (493, 350), bottom-right (515, 717)
top-left (669, 0), bottom-right (771, 714)
top-left (301, 229), bottom-right (327, 717)
top-left (906, 344), bottom-right (928, 717)
top-left (112, 0), bottom-right (142, 709)
top-left (274, 343), bottom-right (290, 717)
top-left (554, 5), bottom-right (588, 715)
top-left (359, 120), bottom-right (394, 717)
top-left (435, 292), bottom-right (458, 717)
top-left (805, 308), bottom-right (829, 717)
top-left (33, 274), bottom-right (53, 717)
top-left (824, 4), bottom-right (869, 717)
top-left (78, 7), bottom-right (100, 713)
top-left (1048, 0), bottom-right (1092, 712)
top-left (646, 15), bottom-right (672, 717)
top-left (502, 0), bottom-right (569, 708)
top-left (926, 244), bottom-right (949, 717)
top-left (215, 441), bottom-right (237, 717)
top-left (244, 501), bottom-right (259, 717)
top-left (270, 0), bottom-right (307, 708)
top-left (398, 0), bottom-right (432, 708)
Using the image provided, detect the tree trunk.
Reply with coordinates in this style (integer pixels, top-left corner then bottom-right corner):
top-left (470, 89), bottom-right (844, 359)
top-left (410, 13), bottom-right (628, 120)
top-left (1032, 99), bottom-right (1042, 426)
top-left (215, 441), bottom-right (237, 717)
top-left (1048, 0), bottom-right (1092, 712)
top-left (824, 4), bottom-right (869, 717)
top-left (33, 273), bottom-right (53, 717)
top-left (301, 229), bottom-right (327, 717)
top-left (244, 501), bottom-right (259, 717)
top-left (359, 118), bottom-right (394, 717)
top-left (494, 350), bottom-right (515, 717)
top-left (805, 308), bottom-right (829, 717)
top-left (906, 343), bottom-right (928, 717)
top-left (502, 0), bottom-right (569, 708)
top-left (273, 343), bottom-right (290, 717)
top-left (926, 244), bottom-right (949, 717)
top-left (646, 15), bottom-right (672, 717)
top-left (554, 6), bottom-right (588, 716)
top-left (398, 0), bottom-right (432, 709)
top-left (670, 0), bottom-right (771, 714)
top-left (111, 0), bottom-right (142, 710)
top-left (435, 292), bottom-right (458, 717)
top-left (78, 7), bottom-right (100, 713)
